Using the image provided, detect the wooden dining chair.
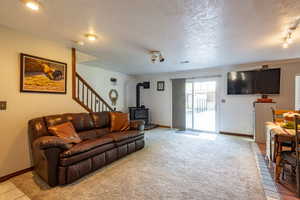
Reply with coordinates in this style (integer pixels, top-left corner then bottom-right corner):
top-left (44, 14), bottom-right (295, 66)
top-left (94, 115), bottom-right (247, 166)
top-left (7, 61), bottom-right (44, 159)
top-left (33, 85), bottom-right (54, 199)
top-left (280, 116), bottom-right (300, 197)
top-left (271, 108), bottom-right (295, 157)
top-left (271, 108), bottom-right (297, 123)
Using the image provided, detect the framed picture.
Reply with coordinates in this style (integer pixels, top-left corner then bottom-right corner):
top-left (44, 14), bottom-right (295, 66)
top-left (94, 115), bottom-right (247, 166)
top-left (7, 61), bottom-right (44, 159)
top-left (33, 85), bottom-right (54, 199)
top-left (157, 81), bottom-right (165, 91)
top-left (20, 53), bottom-right (67, 94)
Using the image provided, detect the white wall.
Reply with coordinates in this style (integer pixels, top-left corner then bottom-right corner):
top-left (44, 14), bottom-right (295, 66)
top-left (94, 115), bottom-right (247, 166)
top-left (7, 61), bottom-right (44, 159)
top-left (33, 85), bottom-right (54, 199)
top-left (77, 64), bottom-right (136, 112)
top-left (136, 61), bottom-right (300, 135)
top-left (137, 78), bottom-right (172, 126)
top-left (0, 26), bottom-right (88, 177)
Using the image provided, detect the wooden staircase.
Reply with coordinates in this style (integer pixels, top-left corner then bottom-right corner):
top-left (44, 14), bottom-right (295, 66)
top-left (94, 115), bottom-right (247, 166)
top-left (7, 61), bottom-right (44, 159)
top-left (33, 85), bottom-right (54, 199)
top-left (72, 48), bottom-right (113, 113)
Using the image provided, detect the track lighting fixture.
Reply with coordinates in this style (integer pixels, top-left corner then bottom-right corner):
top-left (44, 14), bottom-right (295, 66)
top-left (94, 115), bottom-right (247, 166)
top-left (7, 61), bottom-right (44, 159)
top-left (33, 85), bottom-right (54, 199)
top-left (21, 0), bottom-right (41, 11)
top-left (150, 51), bottom-right (165, 63)
top-left (282, 18), bottom-right (300, 48)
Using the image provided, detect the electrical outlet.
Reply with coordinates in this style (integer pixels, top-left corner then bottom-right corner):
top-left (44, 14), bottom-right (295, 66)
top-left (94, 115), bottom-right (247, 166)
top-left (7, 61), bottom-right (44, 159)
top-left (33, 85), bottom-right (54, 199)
top-left (0, 101), bottom-right (7, 110)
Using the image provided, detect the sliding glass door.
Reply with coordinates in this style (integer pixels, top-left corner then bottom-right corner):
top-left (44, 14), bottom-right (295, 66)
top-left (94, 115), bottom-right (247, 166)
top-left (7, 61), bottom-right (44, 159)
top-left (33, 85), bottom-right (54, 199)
top-left (186, 79), bottom-right (218, 132)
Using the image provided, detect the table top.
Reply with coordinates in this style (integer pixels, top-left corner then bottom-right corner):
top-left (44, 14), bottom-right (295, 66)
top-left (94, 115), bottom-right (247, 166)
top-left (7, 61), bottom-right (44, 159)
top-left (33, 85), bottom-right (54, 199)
top-left (265, 122), bottom-right (295, 137)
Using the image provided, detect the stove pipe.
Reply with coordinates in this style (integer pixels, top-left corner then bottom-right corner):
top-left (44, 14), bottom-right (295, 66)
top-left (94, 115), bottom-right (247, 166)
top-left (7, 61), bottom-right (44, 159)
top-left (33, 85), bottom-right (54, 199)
top-left (136, 83), bottom-right (143, 108)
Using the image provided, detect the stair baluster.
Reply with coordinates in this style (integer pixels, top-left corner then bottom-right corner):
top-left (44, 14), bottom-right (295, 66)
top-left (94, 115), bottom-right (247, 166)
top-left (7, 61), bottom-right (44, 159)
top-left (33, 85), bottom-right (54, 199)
top-left (73, 72), bottom-right (113, 113)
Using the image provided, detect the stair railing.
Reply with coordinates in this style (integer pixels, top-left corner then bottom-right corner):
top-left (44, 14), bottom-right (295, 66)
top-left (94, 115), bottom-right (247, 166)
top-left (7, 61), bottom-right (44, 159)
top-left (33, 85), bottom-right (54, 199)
top-left (72, 48), bottom-right (113, 113)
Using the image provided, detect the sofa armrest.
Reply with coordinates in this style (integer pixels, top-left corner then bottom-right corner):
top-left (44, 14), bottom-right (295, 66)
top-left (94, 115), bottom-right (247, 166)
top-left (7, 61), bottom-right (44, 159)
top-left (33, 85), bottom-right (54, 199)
top-left (31, 136), bottom-right (72, 187)
top-left (33, 136), bottom-right (73, 150)
top-left (130, 120), bottom-right (145, 131)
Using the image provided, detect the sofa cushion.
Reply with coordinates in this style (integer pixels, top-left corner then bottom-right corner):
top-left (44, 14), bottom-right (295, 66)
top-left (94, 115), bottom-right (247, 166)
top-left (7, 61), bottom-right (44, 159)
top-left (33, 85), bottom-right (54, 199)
top-left (77, 128), bottom-right (110, 140)
top-left (90, 112), bottom-right (110, 128)
top-left (115, 135), bottom-right (144, 147)
top-left (105, 132), bottom-right (130, 142)
top-left (126, 130), bottom-right (145, 138)
top-left (95, 128), bottom-right (110, 137)
top-left (109, 112), bottom-right (130, 132)
top-left (60, 136), bottom-right (113, 158)
top-left (106, 130), bottom-right (144, 142)
top-left (77, 130), bottom-right (97, 141)
top-left (67, 113), bottom-right (94, 132)
top-left (60, 143), bottom-right (115, 166)
top-left (44, 114), bottom-right (69, 127)
top-left (48, 122), bottom-right (82, 144)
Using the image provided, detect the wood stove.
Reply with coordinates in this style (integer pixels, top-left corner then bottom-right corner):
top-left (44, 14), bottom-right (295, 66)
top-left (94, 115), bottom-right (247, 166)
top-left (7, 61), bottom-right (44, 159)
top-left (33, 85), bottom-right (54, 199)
top-left (129, 82), bottom-right (157, 129)
top-left (129, 107), bottom-right (149, 125)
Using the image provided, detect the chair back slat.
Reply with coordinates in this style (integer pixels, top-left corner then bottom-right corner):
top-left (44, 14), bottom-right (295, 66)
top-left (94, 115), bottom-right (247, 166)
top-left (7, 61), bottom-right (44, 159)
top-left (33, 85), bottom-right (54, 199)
top-left (271, 107), bottom-right (299, 123)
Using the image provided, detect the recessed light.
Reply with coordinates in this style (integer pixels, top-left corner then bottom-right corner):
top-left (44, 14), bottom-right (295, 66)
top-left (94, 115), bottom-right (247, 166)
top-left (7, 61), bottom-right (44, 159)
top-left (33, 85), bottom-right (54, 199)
top-left (180, 61), bottom-right (190, 64)
top-left (74, 41), bottom-right (84, 46)
top-left (287, 37), bottom-right (293, 44)
top-left (85, 33), bottom-right (98, 41)
top-left (282, 42), bottom-right (288, 49)
top-left (21, 0), bottom-right (40, 11)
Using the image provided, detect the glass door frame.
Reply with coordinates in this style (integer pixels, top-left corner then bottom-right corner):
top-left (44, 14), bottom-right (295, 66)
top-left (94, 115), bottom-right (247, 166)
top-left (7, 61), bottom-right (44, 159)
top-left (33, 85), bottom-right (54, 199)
top-left (186, 77), bottom-right (220, 133)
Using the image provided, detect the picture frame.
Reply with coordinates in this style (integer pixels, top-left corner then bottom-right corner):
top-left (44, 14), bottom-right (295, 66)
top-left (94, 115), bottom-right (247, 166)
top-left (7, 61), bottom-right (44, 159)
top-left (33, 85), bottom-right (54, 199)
top-left (20, 53), bottom-right (67, 94)
top-left (157, 81), bottom-right (165, 91)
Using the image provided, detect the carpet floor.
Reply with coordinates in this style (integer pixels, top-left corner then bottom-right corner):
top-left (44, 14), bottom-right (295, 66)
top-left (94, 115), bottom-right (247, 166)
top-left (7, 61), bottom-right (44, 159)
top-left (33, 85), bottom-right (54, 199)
top-left (11, 128), bottom-right (266, 200)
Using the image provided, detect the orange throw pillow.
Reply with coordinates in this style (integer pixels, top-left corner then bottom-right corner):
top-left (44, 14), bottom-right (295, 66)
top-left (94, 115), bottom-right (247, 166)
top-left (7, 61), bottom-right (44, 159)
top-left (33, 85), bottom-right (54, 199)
top-left (109, 112), bottom-right (130, 132)
top-left (48, 122), bottom-right (82, 144)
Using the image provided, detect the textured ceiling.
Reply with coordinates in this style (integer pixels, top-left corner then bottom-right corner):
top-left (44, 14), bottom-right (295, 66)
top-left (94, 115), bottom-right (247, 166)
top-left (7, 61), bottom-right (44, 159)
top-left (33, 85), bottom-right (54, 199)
top-left (0, 0), bottom-right (300, 74)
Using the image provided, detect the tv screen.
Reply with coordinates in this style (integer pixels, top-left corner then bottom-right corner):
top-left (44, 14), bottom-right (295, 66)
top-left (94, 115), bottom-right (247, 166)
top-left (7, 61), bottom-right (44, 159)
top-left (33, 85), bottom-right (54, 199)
top-left (256, 68), bottom-right (280, 94)
top-left (227, 68), bottom-right (280, 95)
top-left (227, 71), bottom-right (255, 94)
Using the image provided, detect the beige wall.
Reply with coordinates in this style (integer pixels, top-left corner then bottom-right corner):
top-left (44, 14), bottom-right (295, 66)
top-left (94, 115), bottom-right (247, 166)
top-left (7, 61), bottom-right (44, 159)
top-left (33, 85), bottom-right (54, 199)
top-left (77, 64), bottom-right (136, 112)
top-left (136, 61), bottom-right (300, 134)
top-left (0, 26), bottom-right (85, 177)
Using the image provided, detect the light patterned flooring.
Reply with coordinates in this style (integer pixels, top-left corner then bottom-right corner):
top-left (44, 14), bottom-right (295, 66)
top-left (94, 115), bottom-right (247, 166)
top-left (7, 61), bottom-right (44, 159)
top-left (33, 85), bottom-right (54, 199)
top-left (0, 181), bottom-right (30, 200)
top-left (9, 129), bottom-right (266, 200)
top-left (0, 129), bottom-right (279, 200)
top-left (257, 143), bottom-right (300, 200)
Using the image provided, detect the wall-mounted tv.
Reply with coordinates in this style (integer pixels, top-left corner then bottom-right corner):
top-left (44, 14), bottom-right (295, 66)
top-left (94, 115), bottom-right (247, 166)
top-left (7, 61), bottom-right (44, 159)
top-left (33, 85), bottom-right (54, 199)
top-left (227, 68), bottom-right (280, 95)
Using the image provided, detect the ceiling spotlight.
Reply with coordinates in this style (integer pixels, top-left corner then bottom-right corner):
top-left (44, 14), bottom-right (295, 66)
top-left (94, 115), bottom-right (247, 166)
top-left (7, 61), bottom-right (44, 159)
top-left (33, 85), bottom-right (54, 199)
top-left (150, 51), bottom-right (165, 63)
top-left (21, 0), bottom-right (40, 11)
top-left (151, 54), bottom-right (157, 63)
top-left (159, 53), bottom-right (165, 63)
top-left (283, 42), bottom-right (289, 49)
top-left (85, 33), bottom-right (98, 41)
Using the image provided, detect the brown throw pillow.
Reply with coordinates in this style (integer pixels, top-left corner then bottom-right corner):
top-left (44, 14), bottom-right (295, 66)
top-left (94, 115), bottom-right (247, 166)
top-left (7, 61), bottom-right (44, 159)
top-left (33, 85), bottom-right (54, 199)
top-left (48, 122), bottom-right (82, 144)
top-left (109, 112), bottom-right (130, 132)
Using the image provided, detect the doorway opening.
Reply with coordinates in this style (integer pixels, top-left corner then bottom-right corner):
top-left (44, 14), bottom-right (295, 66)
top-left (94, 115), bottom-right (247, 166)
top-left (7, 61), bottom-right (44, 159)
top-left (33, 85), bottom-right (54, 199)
top-left (186, 79), bottom-right (218, 132)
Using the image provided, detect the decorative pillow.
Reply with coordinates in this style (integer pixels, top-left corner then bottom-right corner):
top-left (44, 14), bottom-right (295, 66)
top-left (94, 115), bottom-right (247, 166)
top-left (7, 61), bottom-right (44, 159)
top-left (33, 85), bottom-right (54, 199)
top-left (48, 122), bottom-right (82, 144)
top-left (109, 112), bottom-right (130, 132)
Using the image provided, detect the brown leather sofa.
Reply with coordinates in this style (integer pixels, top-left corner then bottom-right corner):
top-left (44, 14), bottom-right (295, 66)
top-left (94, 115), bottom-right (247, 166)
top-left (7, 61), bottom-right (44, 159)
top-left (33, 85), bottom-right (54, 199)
top-left (28, 112), bottom-right (145, 186)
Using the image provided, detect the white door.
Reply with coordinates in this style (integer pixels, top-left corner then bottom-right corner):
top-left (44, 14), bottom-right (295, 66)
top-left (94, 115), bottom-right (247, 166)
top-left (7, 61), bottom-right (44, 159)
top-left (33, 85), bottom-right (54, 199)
top-left (186, 78), bottom-right (219, 132)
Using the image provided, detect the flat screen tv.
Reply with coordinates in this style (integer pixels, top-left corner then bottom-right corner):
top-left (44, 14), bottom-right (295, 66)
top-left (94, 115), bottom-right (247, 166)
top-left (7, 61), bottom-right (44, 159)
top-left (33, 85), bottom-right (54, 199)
top-left (227, 68), bottom-right (280, 95)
